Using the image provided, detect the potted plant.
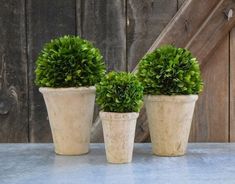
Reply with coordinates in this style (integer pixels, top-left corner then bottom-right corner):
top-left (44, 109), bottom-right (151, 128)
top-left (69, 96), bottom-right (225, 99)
top-left (96, 72), bottom-right (143, 163)
top-left (137, 45), bottom-right (203, 156)
top-left (35, 35), bottom-right (106, 155)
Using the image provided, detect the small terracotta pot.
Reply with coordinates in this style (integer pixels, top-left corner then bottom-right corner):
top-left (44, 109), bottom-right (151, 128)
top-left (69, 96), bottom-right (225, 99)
top-left (100, 112), bottom-right (139, 164)
top-left (39, 87), bottom-right (96, 155)
top-left (144, 95), bottom-right (198, 156)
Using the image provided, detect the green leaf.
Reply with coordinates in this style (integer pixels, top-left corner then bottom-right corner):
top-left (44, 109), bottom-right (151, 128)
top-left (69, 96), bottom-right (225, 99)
top-left (35, 35), bottom-right (106, 87)
top-left (136, 45), bottom-right (203, 95)
top-left (96, 72), bottom-right (144, 113)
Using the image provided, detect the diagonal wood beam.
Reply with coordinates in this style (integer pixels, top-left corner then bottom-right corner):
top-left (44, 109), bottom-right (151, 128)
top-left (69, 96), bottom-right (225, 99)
top-left (186, 0), bottom-right (235, 64)
top-left (145, 0), bottom-right (221, 53)
top-left (91, 0), bottom-right (235, 142)
top-left (134, 0), bottom-right (235, 70)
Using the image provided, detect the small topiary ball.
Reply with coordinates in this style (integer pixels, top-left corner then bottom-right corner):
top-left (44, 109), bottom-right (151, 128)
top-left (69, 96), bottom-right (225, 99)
top-left (96, 72), bottom-right (144, 113)
top-left (137, 45), bottom-right (203, 95)
top-left (35, 35), bottom-right (106, 87)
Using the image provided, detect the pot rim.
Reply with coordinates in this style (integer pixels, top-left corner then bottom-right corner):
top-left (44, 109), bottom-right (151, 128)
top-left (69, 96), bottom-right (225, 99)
top-left (144, 95), bottom-right (198, 102)
top-left (39, 86), bottom-right (96, 94)
top-left (99, 111), bottom-right (139, 120)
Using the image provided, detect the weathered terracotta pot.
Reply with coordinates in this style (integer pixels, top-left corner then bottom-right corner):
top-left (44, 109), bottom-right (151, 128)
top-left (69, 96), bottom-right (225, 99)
top-left (144, 95), bottom-right (198, 156)
top-left (39, 87), bottom-right (96, 155)
top-left (100, 112), bottom-right (139, 164)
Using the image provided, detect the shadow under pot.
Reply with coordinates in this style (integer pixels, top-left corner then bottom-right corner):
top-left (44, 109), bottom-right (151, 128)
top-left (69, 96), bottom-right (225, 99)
top-left (39, 87), bottom-right (96, 155)
top-left (144, 95), bottom-right (198, 156)
top-left (100, 112), bottom-right (139, 164)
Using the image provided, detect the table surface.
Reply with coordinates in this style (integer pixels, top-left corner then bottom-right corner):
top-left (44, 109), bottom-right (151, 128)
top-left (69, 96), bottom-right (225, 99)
top-left (0, 143), bottom-right (235, 184)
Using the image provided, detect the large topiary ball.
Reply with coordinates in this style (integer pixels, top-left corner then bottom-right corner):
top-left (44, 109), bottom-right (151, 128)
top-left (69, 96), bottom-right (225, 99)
top-left (137, 45), bottom-right (203, 95)
top-left (96, 72), bottom-right (144, 113)
top-left (35, 35), bottom-right (106, 87)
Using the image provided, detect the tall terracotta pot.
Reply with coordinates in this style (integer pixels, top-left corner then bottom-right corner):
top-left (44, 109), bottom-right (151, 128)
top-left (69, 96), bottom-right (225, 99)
top-left (100, 112), bottom-right (139, 164)
top-left (144, 95), bottom-right (198, 156)
top-left (39, 87), bottom-right (96, 155)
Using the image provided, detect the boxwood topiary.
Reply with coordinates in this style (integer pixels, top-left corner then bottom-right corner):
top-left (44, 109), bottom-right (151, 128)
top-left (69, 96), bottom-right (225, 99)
top-left (35, 35), bottom-right (106, 87)
top-left (96, 72), bottom-right (144, 113)
top-left (137, 45), bottom-right (203, 95)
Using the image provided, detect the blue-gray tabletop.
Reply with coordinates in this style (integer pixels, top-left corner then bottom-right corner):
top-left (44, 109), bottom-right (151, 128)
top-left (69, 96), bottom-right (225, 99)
top-left (0, 143), bottom-right (235, 184)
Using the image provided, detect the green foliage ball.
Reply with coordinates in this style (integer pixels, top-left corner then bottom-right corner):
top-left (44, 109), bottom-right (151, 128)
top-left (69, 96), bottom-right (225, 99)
top-left (137, 45), bottom-right (203, 95)
top-left (35, 35), bottom-right (106, 87)
top-left (96, 72), bottom-right (144, 113)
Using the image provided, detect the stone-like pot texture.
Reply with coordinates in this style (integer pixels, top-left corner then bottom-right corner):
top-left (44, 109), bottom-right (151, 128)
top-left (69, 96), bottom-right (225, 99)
top-left (100, 112), bottom-right (139, 164)
top-left (144, 95), bottom-right (198, 156)
top-left (39, 87), bottom-right (96, 155)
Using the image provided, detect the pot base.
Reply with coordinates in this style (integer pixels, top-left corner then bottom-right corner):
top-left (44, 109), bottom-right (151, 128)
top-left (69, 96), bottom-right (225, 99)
top-left (152, 151), bottom-right (185, 157)
top-left (55, 150), bottom-right (89, 156)
top-left (107, 158), bottom-right (132, 164)
top-left (54, 143), bottom-right (89, 156)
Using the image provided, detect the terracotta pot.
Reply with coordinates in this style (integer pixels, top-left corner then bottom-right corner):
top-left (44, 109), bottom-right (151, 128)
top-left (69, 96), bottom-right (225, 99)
top-left (144, 95), bottom-right (198, 156)
top-left (39, 87), bottom-right (96, 155)
top-left (100, 112), bottom-right (139, 164)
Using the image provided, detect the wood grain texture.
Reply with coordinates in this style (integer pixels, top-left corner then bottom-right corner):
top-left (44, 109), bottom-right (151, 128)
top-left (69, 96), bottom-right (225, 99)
top-left (76, 0), bottom-right (82, 36)
top-left (190, 36), bottom-right (229, 142)
top-left (81, 0), bottom-right (126, 71)
top-left (139, 0), bottom-right (221, 60)
top-left (91, 0), bottom-right (178, 142)
top-left (0, 0), bottom-right (28, 142)
top-left (127, 0), bottom-right (182, 142)
top-left (81, 0), bottom-right (126, 142)
top-left (127, 0), bottom-right (177, 71)
top-left (130, 0), bottom-right (233, 142)
top-left (127, 0), bottom-right (178, 142)
top-left (177, 0), bottom-right (186, 9)
top-left (187, 0), bottom-right (235, 63)
top-left (27, 0), bottom-right (76, 142)
top-left (0, 0), bottom-right (232, 143)
top-left (230, 28), bottom-right (235, 142)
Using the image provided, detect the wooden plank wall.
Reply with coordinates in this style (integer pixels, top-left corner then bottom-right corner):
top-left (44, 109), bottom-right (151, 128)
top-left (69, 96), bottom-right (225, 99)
top-left (0, 0), bottom-right (234, 142)
top-left (127, 0), bottom-right (178, 142)
top-left (27, 0), bottom-right (76, 142)
top-left (0, 0), bottom-right (28, 142)
top-left (190, 36), bottom-right (229, 142)
top-left (81, 0), bottom-right (126, 142)
top-left (177, 0), bottom-right (230, 142)
top-left (230, 28), bottom-right (235, 142)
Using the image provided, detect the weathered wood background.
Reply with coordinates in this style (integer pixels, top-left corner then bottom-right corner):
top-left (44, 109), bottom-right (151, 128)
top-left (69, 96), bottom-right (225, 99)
top-left (0, 0), bottom-right (234, 142)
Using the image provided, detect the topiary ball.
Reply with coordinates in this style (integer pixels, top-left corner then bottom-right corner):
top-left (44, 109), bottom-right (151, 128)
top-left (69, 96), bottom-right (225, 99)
top-left (137, 45), bottom-right (203, 95)
top-left (35, 35), bottom-right (106, 87)
top-left (96, 72), bottom-right (144, 113)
